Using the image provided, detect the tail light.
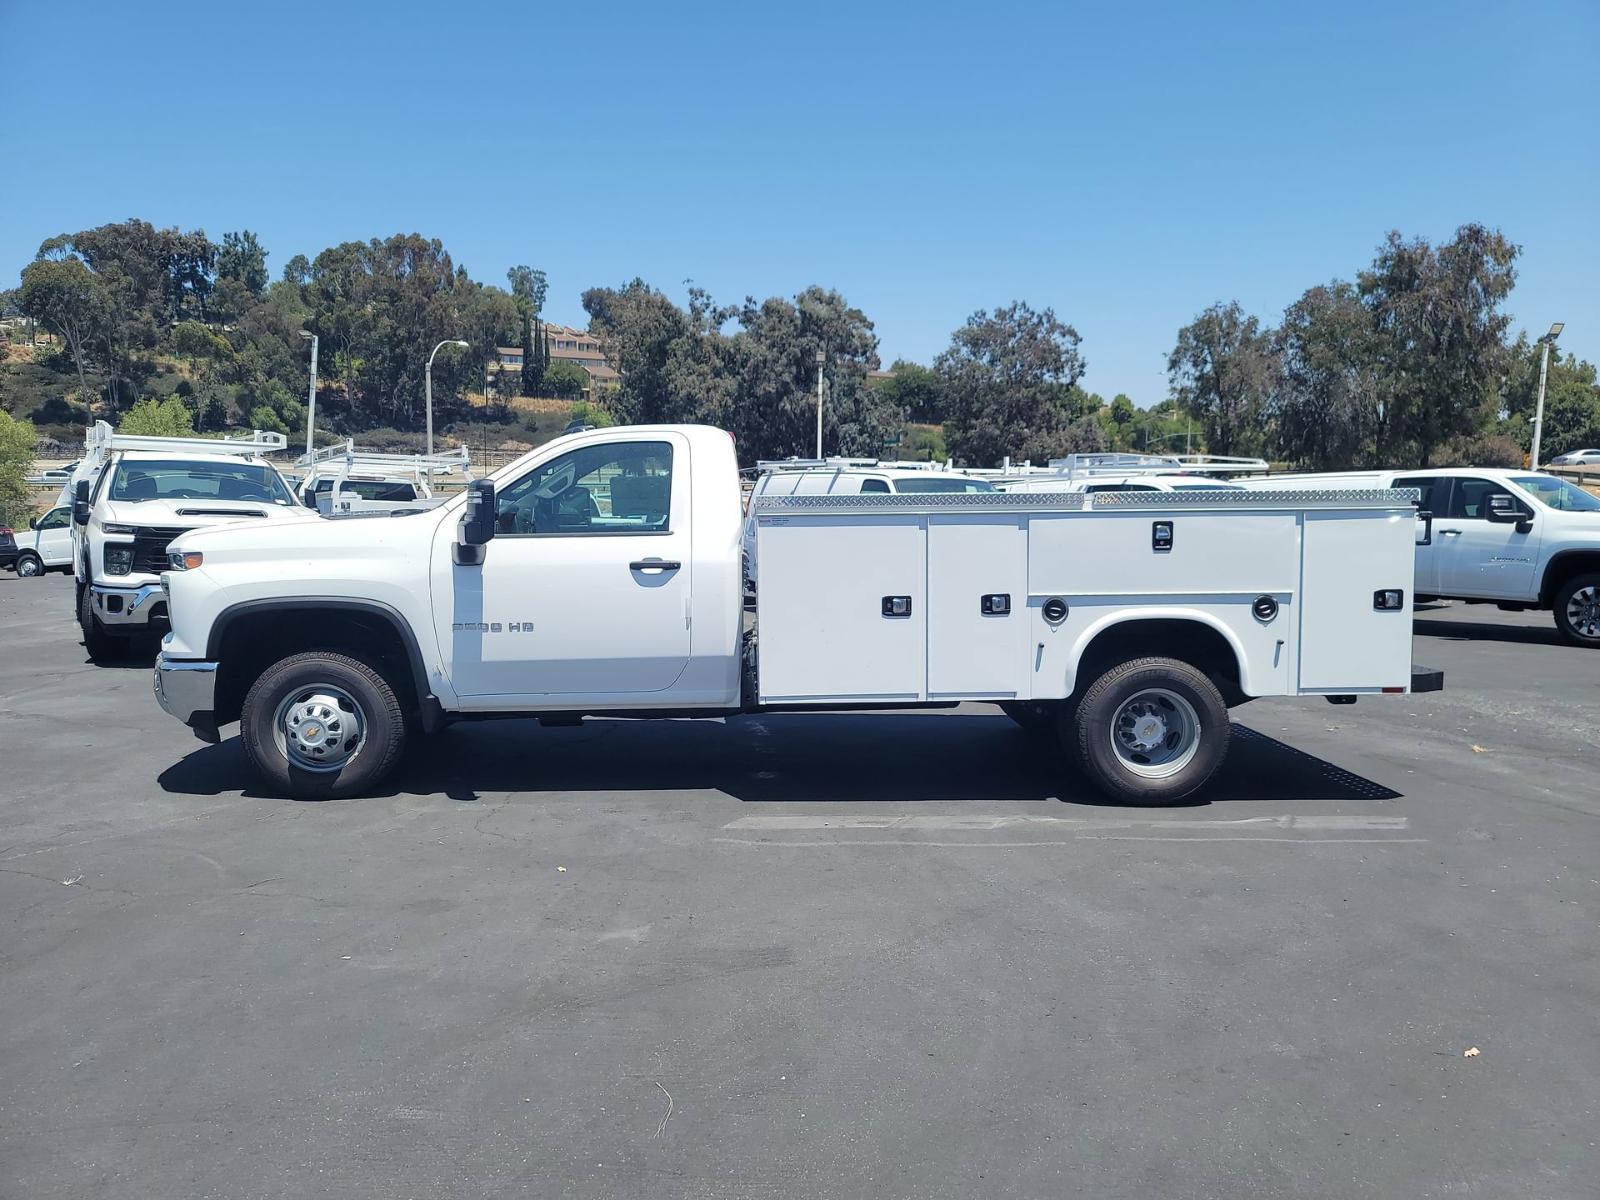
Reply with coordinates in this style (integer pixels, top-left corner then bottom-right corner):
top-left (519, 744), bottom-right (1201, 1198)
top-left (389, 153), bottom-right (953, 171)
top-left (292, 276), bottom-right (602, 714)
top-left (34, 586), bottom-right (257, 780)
top-left (0, 527), bottom-right (12, 538)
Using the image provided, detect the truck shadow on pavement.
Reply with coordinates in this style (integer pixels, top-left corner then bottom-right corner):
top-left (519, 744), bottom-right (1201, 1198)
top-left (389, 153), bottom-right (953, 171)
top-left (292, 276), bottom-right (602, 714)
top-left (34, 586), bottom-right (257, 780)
top-left (158, 711), bottom-right (1399, 807)
top-left (1413, 616), bottom-right (1564, 647)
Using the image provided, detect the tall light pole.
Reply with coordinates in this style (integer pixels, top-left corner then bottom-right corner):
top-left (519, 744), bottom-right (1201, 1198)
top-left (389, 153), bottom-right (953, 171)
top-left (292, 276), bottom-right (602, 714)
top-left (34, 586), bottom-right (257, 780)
top-left (425, 339), bottom-right (470, 455)
top-left (814, 349), bottom-right (826, 458)
top-left (298, 331), bottom-right (318, 455)
top-left (1530, 321), bottom-right (1564, 470)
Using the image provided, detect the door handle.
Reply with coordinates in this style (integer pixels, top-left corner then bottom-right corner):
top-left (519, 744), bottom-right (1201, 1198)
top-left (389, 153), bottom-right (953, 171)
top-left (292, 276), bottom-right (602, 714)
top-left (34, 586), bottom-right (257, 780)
top-left (629, 559), bottom-right (681, 572)
top-left (1439, 528), bottom-right (1463, 537)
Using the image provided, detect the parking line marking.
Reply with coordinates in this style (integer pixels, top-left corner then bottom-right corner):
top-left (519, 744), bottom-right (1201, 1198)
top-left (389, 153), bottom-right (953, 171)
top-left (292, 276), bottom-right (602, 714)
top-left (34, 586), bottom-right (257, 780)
top-left (722, 814), bottom-right (1409, 833)
top-left (714, 836), bottom-right (1425, 847)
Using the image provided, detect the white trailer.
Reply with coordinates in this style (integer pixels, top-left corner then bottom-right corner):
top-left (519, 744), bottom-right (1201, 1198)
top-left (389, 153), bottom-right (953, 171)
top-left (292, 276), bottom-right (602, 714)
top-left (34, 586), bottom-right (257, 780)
top-left (152, 425), bottom-right (1439, 805)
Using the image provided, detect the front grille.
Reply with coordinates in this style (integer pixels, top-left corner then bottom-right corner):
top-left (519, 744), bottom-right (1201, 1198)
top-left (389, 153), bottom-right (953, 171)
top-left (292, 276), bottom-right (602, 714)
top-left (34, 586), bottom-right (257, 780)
top-left (131, 526), bottom-right (187, 575)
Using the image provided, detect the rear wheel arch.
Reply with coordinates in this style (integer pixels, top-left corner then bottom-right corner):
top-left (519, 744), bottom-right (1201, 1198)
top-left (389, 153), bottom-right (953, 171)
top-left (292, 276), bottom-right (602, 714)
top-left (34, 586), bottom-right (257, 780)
top-left (1068, 615), bottom-right (1248, 706)
top-left (209, 599), bottom-right (430, 726)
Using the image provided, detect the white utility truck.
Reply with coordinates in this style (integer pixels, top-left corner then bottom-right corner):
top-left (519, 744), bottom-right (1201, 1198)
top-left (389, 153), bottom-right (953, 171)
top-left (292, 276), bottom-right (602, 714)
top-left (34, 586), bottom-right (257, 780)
top-left (12, 504), bottom-right (75, 576)
top-left (295, 441), bottom-right (472, 515)
top-left (1246, 467), bottom-right (1600, 646)
top-left (71, 423), bottom-right (304, 659)
top-left (154, 424), bottom-right (1440, 804)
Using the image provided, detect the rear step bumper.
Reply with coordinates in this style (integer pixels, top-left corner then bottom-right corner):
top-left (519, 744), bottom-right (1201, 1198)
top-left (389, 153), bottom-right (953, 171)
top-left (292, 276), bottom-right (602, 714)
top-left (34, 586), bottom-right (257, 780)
top-left (1411, 664), bottom-right (1445, 693)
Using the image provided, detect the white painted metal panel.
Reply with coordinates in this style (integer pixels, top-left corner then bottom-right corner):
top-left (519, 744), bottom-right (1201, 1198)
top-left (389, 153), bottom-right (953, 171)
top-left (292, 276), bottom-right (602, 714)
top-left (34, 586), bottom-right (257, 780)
top-left (1298, 511), bottom-right (1414, 690)
top-left (1029, 511), bottom-right (1300, 596)
top-left (926, 516), bottom-right (1028, 698)
top-left (756, 514), bottom-right (926, 702)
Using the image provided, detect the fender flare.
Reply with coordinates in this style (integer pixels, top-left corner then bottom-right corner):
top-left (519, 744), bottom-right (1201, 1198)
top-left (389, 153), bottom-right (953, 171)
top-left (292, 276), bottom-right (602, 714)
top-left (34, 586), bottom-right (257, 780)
top-left (207, 596), bottom-right (433, 706)
top-left (1065, 606), bottom-right (1255, 695)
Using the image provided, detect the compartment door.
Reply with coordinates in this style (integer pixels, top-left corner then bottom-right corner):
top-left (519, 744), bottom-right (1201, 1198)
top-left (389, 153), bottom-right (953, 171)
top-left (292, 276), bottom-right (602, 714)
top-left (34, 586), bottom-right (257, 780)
top-left (926, 515), bottom-right (1029, 698)
top-left (756, 515), bottom-right (927, 703)
top-left (1298, 511), bottom-right (1414, 691)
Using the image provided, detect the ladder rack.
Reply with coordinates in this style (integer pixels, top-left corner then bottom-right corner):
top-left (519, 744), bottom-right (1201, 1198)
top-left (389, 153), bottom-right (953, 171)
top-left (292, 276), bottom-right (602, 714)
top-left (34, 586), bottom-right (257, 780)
top-left (295, 440), bottom-right (472, 477)
top-left (84, 420), bottom-right (287, 461)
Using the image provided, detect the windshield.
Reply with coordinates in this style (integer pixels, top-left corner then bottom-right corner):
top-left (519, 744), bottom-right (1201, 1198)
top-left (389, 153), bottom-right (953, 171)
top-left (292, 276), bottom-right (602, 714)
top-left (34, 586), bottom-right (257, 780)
top-left (310, 478), bottom-right (419, 502)
top-left (109, 459), bottom-right (296, 505)
top-left (893, 477), bottom-right (996, 494)
top-left (1509, 475), bottom-right (1600, 513)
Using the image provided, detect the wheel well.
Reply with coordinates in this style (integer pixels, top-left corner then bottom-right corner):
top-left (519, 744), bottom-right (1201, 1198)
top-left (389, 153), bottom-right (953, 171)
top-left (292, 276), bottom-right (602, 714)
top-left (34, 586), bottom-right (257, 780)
top-left (212, 606), bottom-right (422, 725)
top-left (1072, 618), bottom-right (1245, 706)
top-left (1541, 552), bottom-right (1600, 606)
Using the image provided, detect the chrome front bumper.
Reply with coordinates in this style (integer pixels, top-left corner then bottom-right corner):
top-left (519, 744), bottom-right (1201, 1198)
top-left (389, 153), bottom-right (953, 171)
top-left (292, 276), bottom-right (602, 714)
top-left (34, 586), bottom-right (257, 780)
top-left (92, 582), bottom-right (167, 627)
top-left (154, 653), bottom-right (220, 741)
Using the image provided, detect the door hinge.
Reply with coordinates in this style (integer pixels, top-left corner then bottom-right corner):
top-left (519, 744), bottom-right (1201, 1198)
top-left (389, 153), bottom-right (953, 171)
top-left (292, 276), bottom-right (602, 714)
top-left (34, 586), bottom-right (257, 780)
top-left (685, 594), bottom-right (692, 630)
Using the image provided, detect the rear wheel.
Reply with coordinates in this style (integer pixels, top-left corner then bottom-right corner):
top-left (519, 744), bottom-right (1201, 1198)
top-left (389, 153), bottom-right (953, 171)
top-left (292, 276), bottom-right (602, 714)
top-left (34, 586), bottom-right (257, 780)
top-left (15, 552), bottom-right (43, 578)
top-left (1073, 656), bottom-right (1230, 805)
top-left (241, 651), bottom-right (407, 799)
top-left (1553, 573), bottom-right (1600, 647)
top-left (78, 583), bottom-right (124, 662)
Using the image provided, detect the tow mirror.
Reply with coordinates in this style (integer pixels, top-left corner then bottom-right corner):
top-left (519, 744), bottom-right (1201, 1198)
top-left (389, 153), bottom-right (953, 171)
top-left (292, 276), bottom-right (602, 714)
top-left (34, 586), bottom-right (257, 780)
top-left (1486, 494), bottom-right (1531, 530)
top-left (455, 479), bottom-right (496, 564)
top-left (72, 480), bottom-right (91, 526)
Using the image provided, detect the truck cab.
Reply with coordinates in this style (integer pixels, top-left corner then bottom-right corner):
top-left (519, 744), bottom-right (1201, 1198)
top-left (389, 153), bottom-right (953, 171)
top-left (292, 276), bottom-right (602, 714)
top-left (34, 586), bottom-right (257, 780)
top-left (72, 423), bottom-right (306, 659)
top-left (1246, 467), bottom-right (1600, 645)
top-left (12, 505), bottom-right (74, 576)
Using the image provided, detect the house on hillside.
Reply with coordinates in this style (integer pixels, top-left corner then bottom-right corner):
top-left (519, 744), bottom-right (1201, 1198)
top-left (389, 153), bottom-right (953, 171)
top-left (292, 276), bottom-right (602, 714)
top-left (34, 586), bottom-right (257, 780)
top-left (493, 323), bottom-right (620, 399)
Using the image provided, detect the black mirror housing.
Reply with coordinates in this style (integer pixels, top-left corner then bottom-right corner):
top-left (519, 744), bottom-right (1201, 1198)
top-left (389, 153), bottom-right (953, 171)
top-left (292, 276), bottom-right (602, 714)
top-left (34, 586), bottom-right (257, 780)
top-left (1486, 495), bottom-right (1529, 526)
top-left (29, 516), bottom-right (40, 529)
top-left (72, 479), bottom-right (91, 526)
top-left (460, 479), bottom-right (497, 548)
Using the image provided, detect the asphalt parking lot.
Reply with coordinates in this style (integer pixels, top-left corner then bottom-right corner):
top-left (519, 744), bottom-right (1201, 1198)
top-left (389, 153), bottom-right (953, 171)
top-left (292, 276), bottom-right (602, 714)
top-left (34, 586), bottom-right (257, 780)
top-left (2, 571), bottom-right (1597, 1200)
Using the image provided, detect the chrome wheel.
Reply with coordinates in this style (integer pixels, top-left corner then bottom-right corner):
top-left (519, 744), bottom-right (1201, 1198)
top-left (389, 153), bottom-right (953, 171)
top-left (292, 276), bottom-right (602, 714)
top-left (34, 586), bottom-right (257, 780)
top-left (1566, 585), bottom-right (1600, 641)
top-left (16, 555), bottom-right (41, 577)
top-left (1110, 687), bottom-right (1202, 779)
top-left (273, 685), bottom-right (367, 773)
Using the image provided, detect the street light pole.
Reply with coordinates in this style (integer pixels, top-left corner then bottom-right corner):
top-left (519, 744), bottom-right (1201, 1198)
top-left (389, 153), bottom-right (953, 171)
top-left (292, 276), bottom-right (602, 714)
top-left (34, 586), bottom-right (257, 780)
top-left (1530, 321), bottom-right (1565, 470)
top-left (298, 331), bottom-right (318, 456)
top-left (814, 349), bottom-right (826, 458)
top-left (425, 339), bottom-right (470, 456)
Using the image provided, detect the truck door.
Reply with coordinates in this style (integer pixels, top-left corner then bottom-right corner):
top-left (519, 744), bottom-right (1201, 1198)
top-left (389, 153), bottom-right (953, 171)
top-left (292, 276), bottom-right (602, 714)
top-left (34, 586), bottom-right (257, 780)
top-left (434, 435), bottom-right (693, 701)
top-left (32, 506), bottom-right (74, 566)
top-left (1390, 475), bottom-right (1443, 595)
top-left (1433, 475), bottom-right (1541, 599)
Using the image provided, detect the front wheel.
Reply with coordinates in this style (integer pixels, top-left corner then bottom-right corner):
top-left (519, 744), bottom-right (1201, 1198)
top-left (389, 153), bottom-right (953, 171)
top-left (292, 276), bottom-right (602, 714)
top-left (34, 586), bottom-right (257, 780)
top-left (78, 584), bottom-right (124, 662)
top-left (1553, 573), bottom-right (1600, 647)
top-left (241, 652), bottom-right (408, 799)
top-left (15, 552), bottom-right (43, 578)
top-left (1072, 656), bottom-right (1230, 805)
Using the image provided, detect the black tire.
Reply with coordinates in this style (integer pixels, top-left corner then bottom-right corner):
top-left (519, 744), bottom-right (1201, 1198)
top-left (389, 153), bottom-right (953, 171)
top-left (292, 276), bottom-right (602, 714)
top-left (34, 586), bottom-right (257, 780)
top-left (1073, 656), bottom-right (1230, 806)
top-left (78, 583), bottom-right (124, 662)
top-left (241, 651), bottom-right (407, 799)
top-left (1552, 572), bottom-right (1600, 648)
top-left (15, 551), bottom-right (43, 578)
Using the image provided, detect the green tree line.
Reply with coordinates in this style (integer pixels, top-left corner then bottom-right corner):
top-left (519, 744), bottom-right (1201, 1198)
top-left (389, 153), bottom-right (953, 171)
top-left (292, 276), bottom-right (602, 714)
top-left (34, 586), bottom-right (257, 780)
top-left (3, 219), bottom-right (1595, 474)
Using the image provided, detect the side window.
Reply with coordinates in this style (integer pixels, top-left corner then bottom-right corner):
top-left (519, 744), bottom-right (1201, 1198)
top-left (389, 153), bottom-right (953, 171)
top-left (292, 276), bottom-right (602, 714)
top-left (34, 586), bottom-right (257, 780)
top-left (859, 478), bottom-right (891, 494)
top-left (1391, 475), bottom-right (1439, 513)
top-left (38, 508), bottom-right (70, 530)
top-left (1445, 477), bottom-right (1516, 520)
top-left (495, 441), bottom-right (674, 536)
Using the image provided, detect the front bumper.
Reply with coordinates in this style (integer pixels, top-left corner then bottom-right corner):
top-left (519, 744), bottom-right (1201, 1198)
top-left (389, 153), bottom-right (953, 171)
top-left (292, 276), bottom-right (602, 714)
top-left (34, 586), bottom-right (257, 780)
top-left (154, 653), bottom-right (221, 742)
top-left (91, 582), bottom-right (168, 627)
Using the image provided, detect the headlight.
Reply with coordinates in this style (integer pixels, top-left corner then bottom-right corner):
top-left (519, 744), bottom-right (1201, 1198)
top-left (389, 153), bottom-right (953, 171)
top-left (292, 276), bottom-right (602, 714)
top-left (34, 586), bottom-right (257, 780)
top-left (104, 545), bottom-right (134, 575)
top-left (103, 523), bottom-right (137, 535)
top-left (168, 549), bottom-right (204, 571)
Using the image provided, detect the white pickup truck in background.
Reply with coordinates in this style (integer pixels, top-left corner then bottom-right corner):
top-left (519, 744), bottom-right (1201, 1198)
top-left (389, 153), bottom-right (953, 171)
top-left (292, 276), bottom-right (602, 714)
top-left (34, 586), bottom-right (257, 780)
top-left (1247, 467), bottom-right (1600, 646)
top-left (69, 424), bottom-right (307, 660)
top-left (153, 424), bottom-right (1439, 805)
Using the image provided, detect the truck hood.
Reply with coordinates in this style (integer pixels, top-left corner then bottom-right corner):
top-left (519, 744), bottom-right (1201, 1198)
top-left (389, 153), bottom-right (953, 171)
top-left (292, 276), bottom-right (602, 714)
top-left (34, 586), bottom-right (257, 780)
top-left (168, 503), bottom-right (451, 564)
top-left (100, 497), bottom-right (311, 529)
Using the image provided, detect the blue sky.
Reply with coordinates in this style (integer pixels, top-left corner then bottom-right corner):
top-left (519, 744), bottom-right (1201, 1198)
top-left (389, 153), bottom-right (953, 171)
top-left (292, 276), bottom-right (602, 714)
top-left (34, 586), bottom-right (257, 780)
top-left (2, 0), bottom-right (1595, 404)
